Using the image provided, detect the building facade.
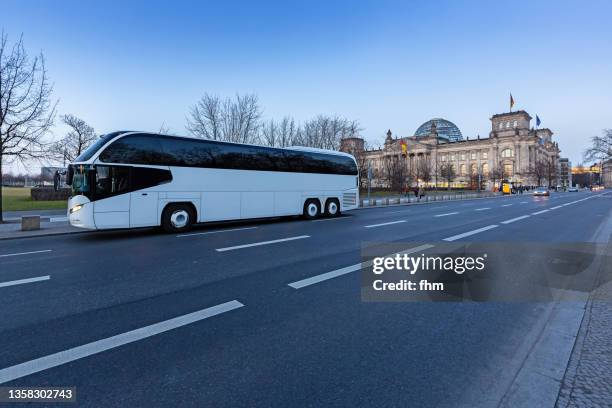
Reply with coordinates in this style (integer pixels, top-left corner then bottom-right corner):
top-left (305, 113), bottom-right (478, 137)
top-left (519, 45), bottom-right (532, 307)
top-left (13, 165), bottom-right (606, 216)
top-left (603, 160), bottom-right (612, 188)
top-left (559, 158), bottom-right (572, 188)
top-left (341, 111), bottom-right (561, 190)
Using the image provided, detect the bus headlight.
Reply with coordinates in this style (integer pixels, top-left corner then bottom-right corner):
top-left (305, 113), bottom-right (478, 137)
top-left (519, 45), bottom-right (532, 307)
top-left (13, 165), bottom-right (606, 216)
top-left (70, 204), bottom-right (83, 214)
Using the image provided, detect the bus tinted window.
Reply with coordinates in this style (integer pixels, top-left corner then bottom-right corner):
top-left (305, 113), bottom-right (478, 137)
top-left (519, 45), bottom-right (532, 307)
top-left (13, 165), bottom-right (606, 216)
top-left (100, 135), bottom-right (166, 165)
top-left (158, 137), bottom-right (215, 167)
top-left (74, 133), bottom-right (115, 162)
top-left (131, 167), bottom-right (173, 190)
top-left (100, 133), bottom-right (357, 175)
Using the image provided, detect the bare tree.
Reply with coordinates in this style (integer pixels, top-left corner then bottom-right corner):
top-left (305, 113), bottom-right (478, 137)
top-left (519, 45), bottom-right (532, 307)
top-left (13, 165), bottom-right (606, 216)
top-left (187, 93), bottom-right (262, 144)
top-left (50, 114), bottom-right (96, 163)
top-left (439, 162), bottom-right (456, 190)
top-left (532, 160), bottom-right (546, 186)
top-left (158, 122), bottom-right (171, 134)
top-left (277, 116), bottom-right (298, 147)
top-left (0, 32), bottom-right (57, 222)
top-left (488, 162), bottom-right (504, 189)
top-left (418, 157), bottom-right (433, 186)
top-left (260, 119), bottom-right (278, 147)
top-left (300, 115), bottom-right (360, 150)
top-left (353, 143), bottom-right (370, 189)
top-left (186, 93), bottom-right (222, 140)
top-left (381, 148), bottom-right (409, 194)
top-left (584, 129), bottom-right (612, 163)
top-left (545, 158), bottom-right (558, 187)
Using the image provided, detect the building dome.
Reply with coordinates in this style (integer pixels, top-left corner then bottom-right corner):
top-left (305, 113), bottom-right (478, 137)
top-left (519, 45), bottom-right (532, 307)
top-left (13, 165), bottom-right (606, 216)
top-left (414, 118), bottom-right (463, 142)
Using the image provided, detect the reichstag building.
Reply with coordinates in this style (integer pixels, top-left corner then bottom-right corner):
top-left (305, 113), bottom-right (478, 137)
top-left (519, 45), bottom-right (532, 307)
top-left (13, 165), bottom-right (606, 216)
top-left (340, 110), bottom-right (561, 190)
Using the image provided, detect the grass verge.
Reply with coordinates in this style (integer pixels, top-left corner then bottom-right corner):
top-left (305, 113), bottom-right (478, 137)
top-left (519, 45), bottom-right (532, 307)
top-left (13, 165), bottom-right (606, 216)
top-left (1, 187), bottom-right (67, 212)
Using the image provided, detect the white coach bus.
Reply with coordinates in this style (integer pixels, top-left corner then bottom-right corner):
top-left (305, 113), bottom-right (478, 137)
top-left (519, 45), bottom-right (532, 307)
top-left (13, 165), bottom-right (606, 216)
top-left (66, 131), bottom-right (359, 232)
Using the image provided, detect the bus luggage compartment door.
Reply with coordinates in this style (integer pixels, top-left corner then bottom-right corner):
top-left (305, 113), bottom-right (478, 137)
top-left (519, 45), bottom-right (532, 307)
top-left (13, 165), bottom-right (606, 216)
top-left (130, 191), bottom-right (159, 227)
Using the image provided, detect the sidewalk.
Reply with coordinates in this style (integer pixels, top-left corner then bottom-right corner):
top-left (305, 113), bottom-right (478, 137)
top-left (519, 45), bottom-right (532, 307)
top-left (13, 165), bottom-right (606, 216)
top-left (556, 239), bottom-right (612, 407)
top-left (0, 219), bottom-right (85, 240)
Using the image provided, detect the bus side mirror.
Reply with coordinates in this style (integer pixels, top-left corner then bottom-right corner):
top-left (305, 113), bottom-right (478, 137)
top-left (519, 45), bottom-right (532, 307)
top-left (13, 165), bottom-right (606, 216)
top-left (66, 165), bottom-right (74, 186)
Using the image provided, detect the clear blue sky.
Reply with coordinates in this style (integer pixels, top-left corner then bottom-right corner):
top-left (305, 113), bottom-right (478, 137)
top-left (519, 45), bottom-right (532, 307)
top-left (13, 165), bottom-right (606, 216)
top-left (3, 0), bottom-right (611, 172)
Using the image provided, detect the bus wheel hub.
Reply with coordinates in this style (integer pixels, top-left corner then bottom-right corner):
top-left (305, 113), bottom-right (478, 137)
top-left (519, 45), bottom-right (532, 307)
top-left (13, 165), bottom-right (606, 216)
top-left (170, 210), bottom-right (189, 228)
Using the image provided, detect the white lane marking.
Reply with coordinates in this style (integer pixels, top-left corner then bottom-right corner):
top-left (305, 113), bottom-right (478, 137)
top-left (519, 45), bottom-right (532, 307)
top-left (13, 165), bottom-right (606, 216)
top-left (311, 217), bottom-right (349, 222)
top-left (475, 207), bottom-right (491, 211)
top-left (520, 202), bottom-right (528, 204)
top-left (384, 210), bottom-right (409, 214)
top-left (501, 204), bottom-right (513, 207)
top-left (501, 215), bottom-right (530, 225)
top-left (364, 220), bottom-right (406, 228)
top-left (550, 205), bottom-right (563, 210)
top-left (0, 275), bottom-right (50, 289)
top-left (443, 225), bottom-right (498, 241)
top-left (216, 235), bottom-right (310, 252)
top-left (176, 226), bottom-right (257, 237)
top-left (434, 212), bottom-right (459, 217)
top-left (0, 300), bottom-right (244, 384)
top-left (0, 250), bottom-right (52, 258)
top-left (49, 217), bottom-right (68, 222)
top-left (288, 244), bottom-right (435, 289)
top-left (532, 209), bottom-right (550, 215)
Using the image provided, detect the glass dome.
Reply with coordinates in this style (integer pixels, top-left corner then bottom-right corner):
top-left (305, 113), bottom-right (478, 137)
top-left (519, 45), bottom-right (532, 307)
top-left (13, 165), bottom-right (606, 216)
top-left (414, 118), bottom-right (463, 142)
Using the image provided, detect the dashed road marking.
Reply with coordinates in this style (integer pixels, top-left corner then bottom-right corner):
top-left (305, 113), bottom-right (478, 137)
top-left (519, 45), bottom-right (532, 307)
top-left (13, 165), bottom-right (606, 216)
top-left (501, 215), bottom-right (530, 225)
top-left (443, 225), bottom-right (498, 241)
top-left (364, 220), bottom-right (406, 228)
top-left (0, 250), bottom-right (52, 258)
top-left (0, 300), bottom-right (244, 384)
top-left (434, 212), bottom-right (459, 217)
top-left (177, 226), bottom-right (258, 237)
top-left (532, 209), bottom-right (550, 215)
top-left (216, 235), bottom-right (310, 252)
top-left (475, 207), bottom-right (491, 211)
top-left (0, 275), bottom-right (50, 289)
top-left (288, 244), bottom-right (435, 289)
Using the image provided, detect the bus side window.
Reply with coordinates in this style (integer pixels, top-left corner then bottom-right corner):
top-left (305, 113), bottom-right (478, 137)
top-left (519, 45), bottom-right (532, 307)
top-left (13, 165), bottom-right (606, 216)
top-left (95, 165), bottom-right (131, 199)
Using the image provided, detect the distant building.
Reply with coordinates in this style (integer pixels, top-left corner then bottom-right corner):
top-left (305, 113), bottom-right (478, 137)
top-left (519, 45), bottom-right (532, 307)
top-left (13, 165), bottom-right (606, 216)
top-left (341, 110), bottom-right (561, 190)
top-left (559, 158), bottom-right (572, 188)
top-left (571, 164), bottom-right (601, 187)
top-left (602, 160), bottom-right (612, 188)
top-left (40, 166), bottom-right (68, 187)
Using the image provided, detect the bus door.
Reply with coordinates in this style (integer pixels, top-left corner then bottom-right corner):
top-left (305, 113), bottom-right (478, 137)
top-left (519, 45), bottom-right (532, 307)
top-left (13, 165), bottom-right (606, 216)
top-left (93, 165), bottom-right (131, 229)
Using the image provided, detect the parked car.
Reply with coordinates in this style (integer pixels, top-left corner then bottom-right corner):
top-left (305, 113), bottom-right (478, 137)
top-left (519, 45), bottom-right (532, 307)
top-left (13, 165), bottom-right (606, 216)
top-left (568, 186), bottom-right (579, 192)
top-left (533, 187), bottom-right (550, 197)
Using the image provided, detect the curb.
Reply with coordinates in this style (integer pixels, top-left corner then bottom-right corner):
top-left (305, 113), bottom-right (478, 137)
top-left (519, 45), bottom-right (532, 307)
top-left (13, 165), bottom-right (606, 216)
top-left (0, 229), bottom-right (92, 241)
top-left (354, 193), bottom-right (509, 211)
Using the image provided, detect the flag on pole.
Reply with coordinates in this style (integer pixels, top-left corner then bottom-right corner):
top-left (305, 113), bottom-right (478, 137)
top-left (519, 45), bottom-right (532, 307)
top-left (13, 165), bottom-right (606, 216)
top-left (510, 93), bottom-right (515, 111)
top-left (536, 115), bottom-right (541, 127)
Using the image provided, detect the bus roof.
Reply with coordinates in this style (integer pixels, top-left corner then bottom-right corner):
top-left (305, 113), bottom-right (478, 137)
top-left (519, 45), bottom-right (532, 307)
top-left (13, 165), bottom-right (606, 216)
top-left (117, 131), bottom-right (356, 159)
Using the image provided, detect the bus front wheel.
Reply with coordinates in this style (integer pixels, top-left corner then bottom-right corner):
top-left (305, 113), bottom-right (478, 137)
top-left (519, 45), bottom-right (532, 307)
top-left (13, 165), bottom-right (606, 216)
top-left (162, 203), bottom-right (195, 233)
top-left (303, 199), bottom-right (321, 220)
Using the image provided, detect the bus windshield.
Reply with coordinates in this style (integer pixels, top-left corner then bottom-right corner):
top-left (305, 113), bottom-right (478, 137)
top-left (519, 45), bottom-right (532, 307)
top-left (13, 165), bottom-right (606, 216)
top-left (71, 164), bottom-right (92, 197)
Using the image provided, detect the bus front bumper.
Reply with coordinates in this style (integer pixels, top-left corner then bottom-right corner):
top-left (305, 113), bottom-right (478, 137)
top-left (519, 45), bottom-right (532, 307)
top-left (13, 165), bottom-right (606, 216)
top-left (68, 196), bottom-right (96, 229)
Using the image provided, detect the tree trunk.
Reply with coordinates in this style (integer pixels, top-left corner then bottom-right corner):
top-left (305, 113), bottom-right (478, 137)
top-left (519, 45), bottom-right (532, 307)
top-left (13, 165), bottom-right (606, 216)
top-left (0, 153), bottom-right (3, 223)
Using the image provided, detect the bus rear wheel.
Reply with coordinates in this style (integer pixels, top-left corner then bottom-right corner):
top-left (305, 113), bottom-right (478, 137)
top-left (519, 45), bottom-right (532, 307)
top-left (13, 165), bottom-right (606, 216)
top-left (325, 198), bottom-right (340, 217)
top-left (303, 199), bottom-right (321, 220)
top-left (162, 203), bottom-right (194, 233)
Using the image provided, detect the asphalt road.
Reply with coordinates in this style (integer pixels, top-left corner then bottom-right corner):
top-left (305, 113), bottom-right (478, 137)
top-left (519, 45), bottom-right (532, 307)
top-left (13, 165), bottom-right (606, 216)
top-left (0, 190), bottom-right (610, 407)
